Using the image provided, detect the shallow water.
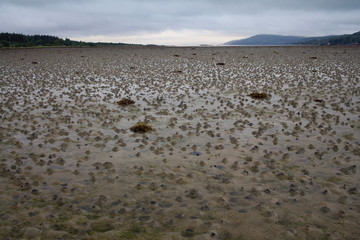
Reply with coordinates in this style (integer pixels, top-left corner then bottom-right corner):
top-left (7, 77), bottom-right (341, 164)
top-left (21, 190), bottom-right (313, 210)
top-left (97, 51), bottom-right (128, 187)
top-left (0, 46), bottom-right (359, 239)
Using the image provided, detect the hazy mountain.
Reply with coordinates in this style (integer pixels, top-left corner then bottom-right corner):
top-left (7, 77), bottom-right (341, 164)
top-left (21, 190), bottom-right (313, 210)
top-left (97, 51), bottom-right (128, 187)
top-left (225, 31), bottom-right (360, 46)
top-left (299, 31), bottom-right (360, 45)
top-left (225, 34), bottom-right (307, 45)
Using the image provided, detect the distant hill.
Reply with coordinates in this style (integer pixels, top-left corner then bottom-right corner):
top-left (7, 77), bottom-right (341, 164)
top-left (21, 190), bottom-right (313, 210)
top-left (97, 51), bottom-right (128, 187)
top-left (225, 34), bottom-right (307, 45)
top-left (299, 31), bottom-right (360, 45)
top-left (0, 33), bottom-right (138, 48)
top-left (225, 31), bottom-right (360, 46)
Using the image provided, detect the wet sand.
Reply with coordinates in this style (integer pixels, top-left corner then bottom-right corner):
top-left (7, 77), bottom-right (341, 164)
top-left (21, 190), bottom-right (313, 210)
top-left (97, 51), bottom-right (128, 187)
top-left (0, 46), bottom-right (359, 239)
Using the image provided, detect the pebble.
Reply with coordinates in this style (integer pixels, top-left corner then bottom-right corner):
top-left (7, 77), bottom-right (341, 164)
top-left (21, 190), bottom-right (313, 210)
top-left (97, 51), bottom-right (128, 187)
top-left (182, 228), bottom-right (195, 237)
top-left (139, 215), bottom-right (151, 222)
top-left (320, 206), bottom-right (331, 213)
top-left (190, 151), bottom-right (202, 156)
top-left (186, 189), bottom-right (200, 199)
top-left (347, 188), bottom-right (358, 195)
top-left (340, 165), bottom-right (356, 175)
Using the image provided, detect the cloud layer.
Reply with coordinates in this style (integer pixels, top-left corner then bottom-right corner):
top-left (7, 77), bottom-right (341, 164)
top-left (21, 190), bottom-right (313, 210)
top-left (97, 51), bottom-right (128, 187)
top-left (1, 0), bottom-right (359, 45)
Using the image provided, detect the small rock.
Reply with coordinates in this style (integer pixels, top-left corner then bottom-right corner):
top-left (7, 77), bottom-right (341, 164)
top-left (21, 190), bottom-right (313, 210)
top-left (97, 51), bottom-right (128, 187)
top-left (164, 219), bottom-right (175, 226)
top-left (200, 205), bottom-right (210, 211)
top-left (347, 188), bottom-right (357, 195)
top-left (159, 201), bottom-right (173, 208)
top-left (250, 165), bottom-right (259, 172)
top-left (175, 196), bottom-right (183, 202)
top-left (110, 200), bottom-right (122, 206)
top-left (301, 169), bottom-right (309, 175)
top-left (340, 165), bottom-right (356, 175)
top-left (31, 189), bottom-right (39, 195)
top-left (230, 162), bottom-right (239, 170)
top-left (118, 208), bottom-right (126, 214)
top-left (186, 188), bottom-right (200, 199)
top-left (103, 162), bottom-right (114, 169)
top-left (139, 216), bottom-right (151, 222)
top-left (320, 206), bottom-right (330, 213)
top-left (333, 210), bottom-right (345, 220)
top-left (182, 228), bottom-right (195, 237)
top-left (149, 182), bottom-right (157, 191)
top-left (337, 196), bottom-right (347, 204)
top-left (28, 211), bottom-right (37, 217)
top-left (190, 151), bottom-right (202, 156)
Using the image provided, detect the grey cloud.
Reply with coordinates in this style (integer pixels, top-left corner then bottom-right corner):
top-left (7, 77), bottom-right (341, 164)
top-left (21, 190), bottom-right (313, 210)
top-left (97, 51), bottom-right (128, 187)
top-left (1, 0), bottom-right (359, 43)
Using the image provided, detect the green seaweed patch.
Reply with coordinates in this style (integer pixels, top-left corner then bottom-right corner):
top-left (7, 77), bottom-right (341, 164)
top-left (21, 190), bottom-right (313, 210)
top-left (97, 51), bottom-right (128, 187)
top-left (249, 92), bottom-right (268, 99)
top-left (130, 123), bottom-right (153, 133)
top-left (117, 98), bottom-right (135, 106)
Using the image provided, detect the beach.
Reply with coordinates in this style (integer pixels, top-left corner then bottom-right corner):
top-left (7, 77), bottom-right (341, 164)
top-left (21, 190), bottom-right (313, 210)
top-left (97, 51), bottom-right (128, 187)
top-left (0, 46), bottom-right (359, 239)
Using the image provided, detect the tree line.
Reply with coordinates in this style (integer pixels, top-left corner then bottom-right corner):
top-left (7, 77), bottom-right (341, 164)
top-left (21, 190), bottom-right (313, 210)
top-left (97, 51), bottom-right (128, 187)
top-left (0, 33), bottom-right (136, 48)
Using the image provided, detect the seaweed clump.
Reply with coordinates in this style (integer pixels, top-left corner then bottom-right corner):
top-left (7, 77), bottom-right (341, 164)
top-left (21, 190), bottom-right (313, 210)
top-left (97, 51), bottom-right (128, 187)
top-left (130, 123), bottom-right (153, 133)
top-left (249, 92), bottom-right (268, 99)
top-left (117, 98), bottom-right (135, 106)
top-left (314, 98), bottom-right (324, 103)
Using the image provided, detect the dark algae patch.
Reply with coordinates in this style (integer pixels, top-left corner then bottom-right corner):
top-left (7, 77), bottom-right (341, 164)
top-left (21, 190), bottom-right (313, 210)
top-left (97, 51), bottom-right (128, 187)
top-left (117, 98), bottom-right (135, 106)
top-left (130, 123), bottom-right (153, 133)
top-left (249, 91), bottom-right (268, 99)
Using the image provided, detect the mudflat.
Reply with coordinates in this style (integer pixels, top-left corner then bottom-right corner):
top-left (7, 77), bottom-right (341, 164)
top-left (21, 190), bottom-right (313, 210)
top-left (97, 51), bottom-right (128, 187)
top-left (0, 46), bottom-right (359, 239)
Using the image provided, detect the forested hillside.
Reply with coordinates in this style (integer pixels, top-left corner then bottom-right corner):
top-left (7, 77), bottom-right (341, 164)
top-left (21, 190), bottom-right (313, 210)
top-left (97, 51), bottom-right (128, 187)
top-left (0, 33), bottom-right (135, 48)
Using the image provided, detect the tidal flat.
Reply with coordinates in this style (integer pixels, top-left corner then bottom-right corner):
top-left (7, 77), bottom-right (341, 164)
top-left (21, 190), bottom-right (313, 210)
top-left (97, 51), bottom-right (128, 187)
top-left (0, 46), bottom-right (359, 239)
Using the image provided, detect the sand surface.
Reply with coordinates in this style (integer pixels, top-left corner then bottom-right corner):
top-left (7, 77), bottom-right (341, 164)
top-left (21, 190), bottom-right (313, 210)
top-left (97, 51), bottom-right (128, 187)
top-left (0, 46), bottom-right (359, 239)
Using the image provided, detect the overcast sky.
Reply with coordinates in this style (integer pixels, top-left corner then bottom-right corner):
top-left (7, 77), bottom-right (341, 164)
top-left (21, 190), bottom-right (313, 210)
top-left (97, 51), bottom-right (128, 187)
top-left (1, 0), bottom-right (359, 45)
